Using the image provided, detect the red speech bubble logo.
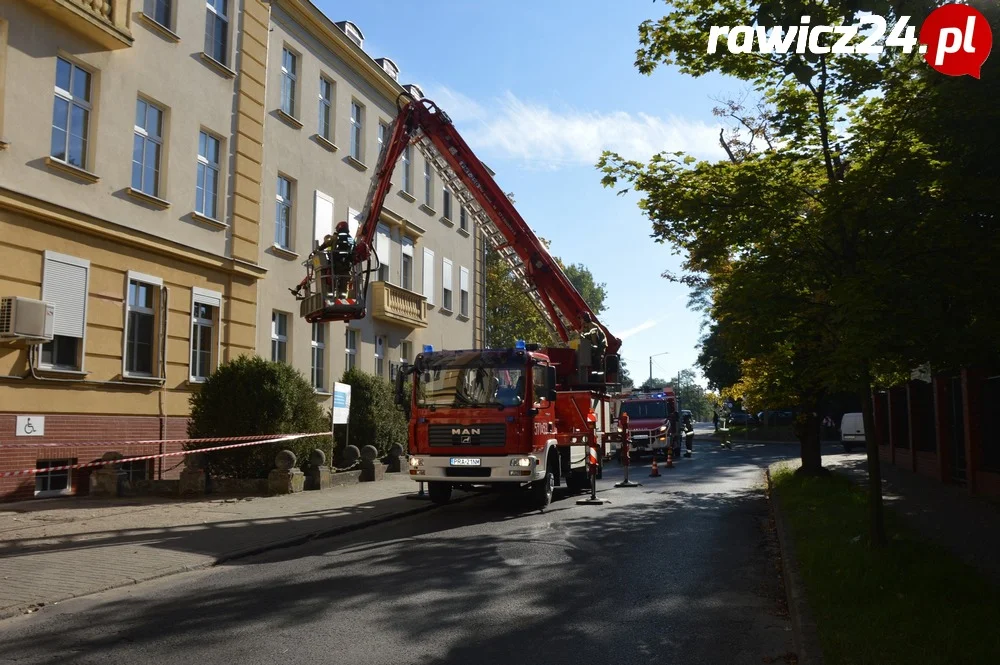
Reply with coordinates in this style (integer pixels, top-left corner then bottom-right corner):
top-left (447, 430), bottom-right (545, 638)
top-left (919, 4), bottom-right (992, 79)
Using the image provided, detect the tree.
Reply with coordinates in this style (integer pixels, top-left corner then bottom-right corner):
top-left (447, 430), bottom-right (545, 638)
top-left (561, 262), bottom-right (608, 314)
top-left (484, 245), bottom-right (556, 349)
top-left (674, 368), bottom-right (712, 421)
top-left (619, 358), bottom-right (635, 389)
top-left (639, 377), bottom-right (667, 392)
top-left (339, 367), bottom-right (408, 458)
top-left (696, 323), bottom-right (741, 391)
top-left (600, 0), bottom-right (1000, 545)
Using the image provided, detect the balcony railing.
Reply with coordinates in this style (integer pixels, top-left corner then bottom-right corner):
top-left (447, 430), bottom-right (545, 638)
top-left (371, 281), bottom-right (428, 329)
top-left (25, 0), bottom-right (133, 50)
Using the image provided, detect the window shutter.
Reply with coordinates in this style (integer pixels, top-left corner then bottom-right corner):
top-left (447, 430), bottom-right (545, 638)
top-left (42, 253), bottom-right (89, 338)
top-left (442, 258), bottom-right (452, 289)
top-left (376, 224), bottom-right (391, 273)
top-left (423, 248), bottom-right (435, 305)
top-left (460, 266), bottom-right (469, 293)
top-left (402, 236), bottom-right (414, 257)
top-left (314, 191), bottom-right (334, 246)
top-left (348, 207), bottom-right (361, 237)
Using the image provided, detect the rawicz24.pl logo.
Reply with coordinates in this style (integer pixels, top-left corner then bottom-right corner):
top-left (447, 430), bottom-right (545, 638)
top-left (707, 3), bottom-right (993, 78)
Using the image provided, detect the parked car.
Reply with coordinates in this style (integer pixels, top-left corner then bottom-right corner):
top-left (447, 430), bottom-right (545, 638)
top-left (728, 411), bottom-right (758, 426)
top-left (840, 412), bottom-right (865, 452)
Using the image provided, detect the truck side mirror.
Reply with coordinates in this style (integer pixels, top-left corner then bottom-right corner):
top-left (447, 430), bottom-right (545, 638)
top-left (546, 366), bottom-right (558, 402)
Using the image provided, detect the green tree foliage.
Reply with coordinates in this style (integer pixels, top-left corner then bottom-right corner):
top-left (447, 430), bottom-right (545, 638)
top-left (696, 323), bottom-right (741, 391)
top-left (187, 355), bottom-right (330, 478)
top-left (675, 368), bottom-right (712, 421)
top-left (601, 0), bottom-right (1000, 545)
top-left (339, 367), bottom-right (409, 458)
top-left (561, 262), bottom-right (608, 315)
top-left (639, 377), bottom-right (668, 392)
top-left (484, 246), bottom-right (556, 349)
top-left (619, 358), bottom-right (635, 389)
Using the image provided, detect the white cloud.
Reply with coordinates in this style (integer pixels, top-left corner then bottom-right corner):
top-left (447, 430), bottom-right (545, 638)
top-left (618, 318), bottom-right (664, 340)
top-left (423, 85), bottom-right (725, 169)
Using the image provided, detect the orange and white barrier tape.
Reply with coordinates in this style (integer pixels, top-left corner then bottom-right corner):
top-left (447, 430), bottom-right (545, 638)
top-left (0, 433), bottom-right (326, 449)
top-left (0, 433), bottom-right (326, 478)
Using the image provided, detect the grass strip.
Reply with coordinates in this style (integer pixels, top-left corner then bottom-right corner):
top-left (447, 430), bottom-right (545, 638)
top-left (771, 464), bottom-right (1000, 665)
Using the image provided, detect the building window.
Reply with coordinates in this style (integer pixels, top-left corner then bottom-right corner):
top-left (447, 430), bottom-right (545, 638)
top-left (271, 311), bottom-right (288, 363)
top-left (375, 335), bottom-right (385, 377)
top-left (144, 0), bottom-right (172, 29)
top-left (133, 98), bottom-right (164, 197)
top-left (401, 237), bottom-right (414, 291)
top-left (119, 460), bottom-right (150, 483)
top-left (40, 251), bottom-right (89, 372)
top-left (345, 328), bottom-right (357, 370)
top-left (343, 22), bottom-right (363, 48)
top-left (205, 0), bottom-right (229, 65)
top-left (275, 175), bottom-right (293, 249)
top-left (196, 131), bottom-right (221, 220)
top-left (311, 322), bottom-right (326, 391)
top-left (400, 340), bottom-right (412, 366)
top-left (190, 288), bottom-right (220, 382)
top-left (442, 258), bottom-right (453, 311)
top-left (125, 274), bottom-right (162, 377)
top-left (377, 121), bottom-right (388, 158)
top-left (460, 266), bottom-right (470, 318)
top-left (51, 57), bottom-right (92, 169)
top-left (460, 206), bottom-right (468, 232)
top-left (442, 189), bottom-right (452, 220)
top-left (35, 460), bottom-right (72, 497)
top-left (375, 224), bottom-right (391, 282)
top-left (318, 77), bottom-right (333, 140)
top-left (424, 161), bottom-right (433, 207)
top-left (281, 48), bottom-right (297, 117)
top-left (422, 247), bottom-right (435, 306)
top-left (402, 145), bottom-right (412, 194)
top-left (350, 101), bottom-right (364, 161)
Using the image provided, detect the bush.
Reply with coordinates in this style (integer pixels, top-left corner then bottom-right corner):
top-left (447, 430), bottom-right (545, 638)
top-left (339, 367), bottom-right (408, 459)
top-left (187, 355), bottom-right (331, 478)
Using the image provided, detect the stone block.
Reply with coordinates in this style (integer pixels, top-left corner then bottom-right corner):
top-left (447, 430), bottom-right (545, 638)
top-left (268, 468), bottom-right (305, 494)
top-left (179, 468), bottom-right (207, 495)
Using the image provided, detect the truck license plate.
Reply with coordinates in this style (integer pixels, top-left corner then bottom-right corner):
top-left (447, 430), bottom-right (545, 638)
top-left (450, 457), bottom-right (481, 466)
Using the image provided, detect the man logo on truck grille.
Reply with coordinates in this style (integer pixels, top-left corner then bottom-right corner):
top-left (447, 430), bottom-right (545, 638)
top-left (452, 428), bottom-right (480, 444)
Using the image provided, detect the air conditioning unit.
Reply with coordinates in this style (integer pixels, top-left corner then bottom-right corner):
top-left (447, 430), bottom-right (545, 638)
top-left (0, 297), bottom-right (55, 343)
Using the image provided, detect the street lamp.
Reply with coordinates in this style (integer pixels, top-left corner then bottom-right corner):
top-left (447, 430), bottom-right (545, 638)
top-left (649, 351), bottom-right (670, 382)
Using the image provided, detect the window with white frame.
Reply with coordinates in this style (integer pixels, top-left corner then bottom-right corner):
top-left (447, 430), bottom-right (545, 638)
top-left (280, 48), bottom-right (297, 117)
top-left (51, 57), bottom-right (92, 169)
top-left (350, 101), bottom-right (364, 161)
top-left (422, 247), bottom-right (435, 306)
top-left (125, 273), bottom-right (163, 377)
top-left (402, 145), bottom-right (413, 194)
top-left (375, 224), bottom-right (391, 282)
top-left (190, 288), bottom-right (220, 382)
top-left (375, 335), bottom-right (385, 377)
top-left (275, 175), bottom-right (293, 249)
top-left (442, 258), bottom-right (453, 311)
top-left (271, 311), bottom-right (288, 363)
top-left (144, 0), bottom-right (172, 29)
top-left (460, 266), bottom-right (470, 318)
top-left (133, 98), bottom-right (164, 197)
top-left (424, 161), bottom-right (433, 207)
top-left (311, 322), bottom-right (326, 391)
top-left (401, 236), bottom-right (414, 291)
top-left (318, 77), bottom-right (333, 140)
top-left (35, 460), bottom-right (72, 497)
top-left (345, 328), bottom-right (358, 370)
top-left (196, 130), bottom-right (221, 219)
top-left (460, 206), bottom-right (468, 232)
top-left (400, 340), bottom-right (412, 366)
top-left (442, 188), bottom-right (452, 220)
top-left (377, 121), bottom-right (388, 158)
top-left (344, 22), bottom-right (363, 48)
top-left (204, 0), bottom-right (229, 65)
top-left (40, 251), bottom-right (89, 371)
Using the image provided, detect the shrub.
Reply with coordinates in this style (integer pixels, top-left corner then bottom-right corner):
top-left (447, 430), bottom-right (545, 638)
top-left (338, 367), bottom-right (408, 459)
top-left (187, 355), bottom-right (331, 478)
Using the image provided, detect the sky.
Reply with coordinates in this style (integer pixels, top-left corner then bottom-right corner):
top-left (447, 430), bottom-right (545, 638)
top-left (316, 0), bottom-right (739, 389)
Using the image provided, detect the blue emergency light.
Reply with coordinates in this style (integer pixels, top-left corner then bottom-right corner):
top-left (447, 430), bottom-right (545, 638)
top-left (515, 340), bottom-right (526, 350)
top-left (423, 345), bottom-right (434, 353)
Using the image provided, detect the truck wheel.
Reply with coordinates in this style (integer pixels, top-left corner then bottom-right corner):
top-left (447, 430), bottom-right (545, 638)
top-left (530, 458), bottom-right (554, 509)
top-left (427, 482), bottom-right (452, 505)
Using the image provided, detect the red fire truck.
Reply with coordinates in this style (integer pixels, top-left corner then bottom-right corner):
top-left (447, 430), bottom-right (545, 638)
top-left (291, 95), bottom-right (623, 509)
top-left (617, 390), bottom-right (678, 457)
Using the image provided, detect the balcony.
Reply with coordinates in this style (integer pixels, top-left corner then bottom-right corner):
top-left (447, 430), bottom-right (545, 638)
top-left (25, 0), bottom-right (134, 50)
top-left (371, 281), bottom-right (428, 329)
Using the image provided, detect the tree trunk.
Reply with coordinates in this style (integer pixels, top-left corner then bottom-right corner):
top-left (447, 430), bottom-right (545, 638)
top-left (861, 378), bottom-right (887, 547)
top-left (795, 395), bottom-right (828, 476)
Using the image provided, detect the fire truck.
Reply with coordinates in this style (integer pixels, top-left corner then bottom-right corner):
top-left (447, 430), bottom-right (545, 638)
top-left (291, 95), bottom-right (623, 509)
top-left (617, 390), bottom-right (678, 457)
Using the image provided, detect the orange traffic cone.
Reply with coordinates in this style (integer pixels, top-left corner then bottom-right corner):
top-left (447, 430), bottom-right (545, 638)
top-left (665, 445), bottom-right (674, 469)
top-left (650, 456), bottom-right (661, 477)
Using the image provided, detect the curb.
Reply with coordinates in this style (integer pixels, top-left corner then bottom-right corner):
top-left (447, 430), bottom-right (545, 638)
top-left (766, 466), bottom-right (824, 665)
top-left (0, 492), bottom-right (457, 622)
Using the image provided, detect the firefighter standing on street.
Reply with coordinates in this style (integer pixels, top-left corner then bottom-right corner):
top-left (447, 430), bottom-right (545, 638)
top-left (683, 411), bottom-right (695, 457)
top-left (667, 402), bottom-right (681, 458)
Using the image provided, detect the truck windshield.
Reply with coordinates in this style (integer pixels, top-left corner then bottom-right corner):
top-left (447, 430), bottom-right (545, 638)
top-left (417, 364), bottom-right (526, 408)
top-left (622, 401), bottom-right (667, 420)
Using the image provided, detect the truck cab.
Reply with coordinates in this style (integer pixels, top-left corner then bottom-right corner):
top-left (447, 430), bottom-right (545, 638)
top-left (618, 391), bottom-right (677, 455)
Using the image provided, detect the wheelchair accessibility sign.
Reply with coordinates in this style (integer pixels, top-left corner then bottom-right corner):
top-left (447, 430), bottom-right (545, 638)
top-left (16, 416), bottom-right (45, 437)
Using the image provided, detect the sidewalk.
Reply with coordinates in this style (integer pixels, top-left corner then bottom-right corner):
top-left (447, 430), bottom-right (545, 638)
top-left (0, 474), bottom-right (435, 619)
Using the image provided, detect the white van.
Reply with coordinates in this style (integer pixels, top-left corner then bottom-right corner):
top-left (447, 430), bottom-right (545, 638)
top-left (840, 413), bottom-right (865, 452)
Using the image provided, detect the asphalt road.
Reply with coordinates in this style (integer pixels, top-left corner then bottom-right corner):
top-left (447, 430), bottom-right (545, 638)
top-left (0, 436), bottom-right (807, 665)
